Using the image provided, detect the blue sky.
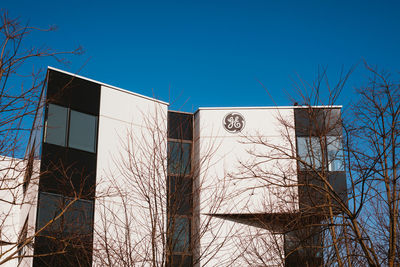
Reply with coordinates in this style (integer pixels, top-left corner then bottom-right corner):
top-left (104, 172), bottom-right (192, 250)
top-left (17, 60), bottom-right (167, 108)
top-left (3, 0), bottom-right (400, 112)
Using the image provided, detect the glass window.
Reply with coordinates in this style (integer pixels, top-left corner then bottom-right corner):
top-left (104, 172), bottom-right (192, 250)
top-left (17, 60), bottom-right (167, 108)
top-left (169, 176), bottom-right (192, 215)
top-left (168, 112), bottom-right (193, 140)
top-left (37, 192), bottom-right (93, 235)
top-left (37, 192), bottom-right (63, 233)
top-left (64, 198), bottom-right (93, 234)
top-left (168, 142), bottom-right (191, 175)
top-left (284, 228), bottom-right (323, 261)
top-left (171, 217), bottom-right (190, 252)
top-left (69, 110), bottom-right (97, 153)
top-left (327, 136), bottom-right (344, 171)
top-left (45, 104), bottom-right (68, 146)
top-left (297, 137), bottom-right (323, 170)
top-left (170, 255), bottom-right (193, 267)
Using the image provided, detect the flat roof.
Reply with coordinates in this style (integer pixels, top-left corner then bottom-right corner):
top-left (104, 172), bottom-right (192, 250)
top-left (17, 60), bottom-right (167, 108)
top-left (196, 105), bottom-right (342, 111)
top-left (47, 66), bottom-right (169, 106)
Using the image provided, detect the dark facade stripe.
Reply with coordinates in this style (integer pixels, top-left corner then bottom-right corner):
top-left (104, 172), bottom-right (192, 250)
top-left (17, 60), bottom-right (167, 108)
top-left (34, 69), bottom-right (101, 267)
top-left (47, 69), bottom-right (101, 116)
top-left (294, 108), bottom-right (342, 137)
top-left (39, 143), bottom-right (97, 200)
top-left (168, 111), bottom-right (193, 140)
top-left (167, 111), bottom-right (194, 267)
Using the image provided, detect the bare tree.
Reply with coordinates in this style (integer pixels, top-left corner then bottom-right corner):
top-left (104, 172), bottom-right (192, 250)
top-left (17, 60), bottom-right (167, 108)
top-left (0, 10), bottom-right (81, 265)
top-left (234, 64), bottom-right (399, 267)
top-left (92, 108), bottom-right (234, 267)
top-left (346, 63), bottom-right (400, 266)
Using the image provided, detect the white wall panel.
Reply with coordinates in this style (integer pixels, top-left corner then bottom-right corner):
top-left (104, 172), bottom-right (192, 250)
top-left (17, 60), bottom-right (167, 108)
top-left (194, 107), bottom-right (298, 266)
top-left (93, 85), bottom-right (168, 266)
top-left (195, 107), bottom-right (298, 215)
top-left (194, 214), bottom-right (284, 267)
top-left (0, 157), bottom-right (24, 267)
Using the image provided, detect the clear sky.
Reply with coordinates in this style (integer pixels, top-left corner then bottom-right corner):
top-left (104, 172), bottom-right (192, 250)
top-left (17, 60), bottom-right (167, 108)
top-left (2, 0), bottom-right (400, 112)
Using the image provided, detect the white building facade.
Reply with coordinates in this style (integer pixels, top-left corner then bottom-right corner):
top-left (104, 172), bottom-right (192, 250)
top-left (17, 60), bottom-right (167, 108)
top-left (14, 67), bottom-right (346, 267)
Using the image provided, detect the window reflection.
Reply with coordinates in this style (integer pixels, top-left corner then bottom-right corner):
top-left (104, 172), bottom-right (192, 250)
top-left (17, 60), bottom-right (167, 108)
top-left (169, 176), bottom-right (192, 215)
top-left (297, 137), bottom-right (323, 170)
top-left (69, 110), bottom-right (97, 153)
top-left (168, 142), bottom-right (191, 175)
top-left (170, 217), bottom-right (190, 252)
top-left (327, 136), bottom-right (344, 171)
top-left (44, 104), bottom-right (98, 153)
top-left (297, 136), bottom-right (344, 171)
top-left (45, 104), bottom-right (68, 146)
top-left (37, 192), bottom-right (93, 235)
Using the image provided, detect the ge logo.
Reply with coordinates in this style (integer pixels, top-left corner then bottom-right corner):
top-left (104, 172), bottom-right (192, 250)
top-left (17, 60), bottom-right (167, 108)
top-left (223, 112), bottom-right (245, 133)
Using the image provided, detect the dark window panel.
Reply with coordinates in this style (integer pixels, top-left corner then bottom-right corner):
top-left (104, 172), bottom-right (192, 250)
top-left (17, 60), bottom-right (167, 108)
top-left (36, 192), bottom-right (94, 235)
top-left (328, 172), bottom-right (347, 203)
top-left (45, 104), bottom-right (68, 146)
top-left (298, 172), bottom-right (347, 213)
top-left (69, 110), bottom-right (98, 153)
top-left (168, 142), bottom-right (191, 175)
top-left (63, 198), bottom-right (94, 234)
top-left (169, 217), bottom-right (190, 253)
top-left (168, 176), bottom-right (192, 215)
top-left (168, 112), bottom-right (193, 140)
top-left (294, 108), bottom-right (342, 137)
top-left (168, 255), bottom-right (193, 267)
top-left (298, 172), bottom-right (326, 211)
top-left (296, 137), bottom-right (323, 171)
top-left (327, 136), bottom-right (344, 171)
top-left (33, 236), bottom-right (92, 267)
top-left (40, 143), bottom-right (97, 199)
top-left (297, 135), bottom-right (345, 172)
top-left (37, 192), bottom-right (63, 234)
top-left (47, 69), bottom-right (101, 116)
top-left (284, 227), bottom-right (323, 267)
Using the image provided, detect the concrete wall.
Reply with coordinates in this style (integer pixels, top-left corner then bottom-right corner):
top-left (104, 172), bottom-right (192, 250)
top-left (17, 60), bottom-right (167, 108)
top-left (194, 107), bottom-right (298, 266)
top-left (0, 157), bottom-right (25, 267)
top-left (93, 85), bottom-right (168, 266)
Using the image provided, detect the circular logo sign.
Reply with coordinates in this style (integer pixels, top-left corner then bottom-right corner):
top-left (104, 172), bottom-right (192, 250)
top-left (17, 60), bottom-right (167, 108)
top-left (223, 112), bottom-right (245, 133)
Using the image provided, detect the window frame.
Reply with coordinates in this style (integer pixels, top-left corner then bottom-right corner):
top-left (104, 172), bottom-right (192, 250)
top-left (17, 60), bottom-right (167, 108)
top-left (169, 216), bottom-right (191, 253)
top-left (44, 103), bottom-right (98, 153)
top-left (44, 103), bottom-right (68, 147)
top-left (36, 191), bottom-right (94, 236)
top-left (297, 136), bottom-right (344, 172)
top-left (167, 140), bottom-right (192, 176)
top-left (68, 109), bottom-right (98, 153)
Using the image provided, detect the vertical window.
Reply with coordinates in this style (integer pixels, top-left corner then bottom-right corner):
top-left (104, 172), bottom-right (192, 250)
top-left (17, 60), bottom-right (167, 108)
top-left (37, 192), bottom-right (93, 235)
top-left (45, 104), bottom-right (68, 146)
top-left (284, 228), bottom-right (323, 265)
top-left (171, 217), bottom-right (190, 252)
top-left (327, 136), bottom-right (344, 171)
top-left (297, 136), bottom-right (344, 171)
top-left (168, 142), bottom-right (191, 175)
top-left (169, 176), bottom-right (192, 215)
top-left (297, 137), bottom-right (323, 170)
top-left (63, 198), bottom-right (93, 234)
top-left (37, 192), bottom-right (63, 233)
top-left (69, 110), bottom-right (97, 153)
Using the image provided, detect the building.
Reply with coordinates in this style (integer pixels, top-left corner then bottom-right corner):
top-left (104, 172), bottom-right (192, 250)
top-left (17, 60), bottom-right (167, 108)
top-left (15, 67), bottom-right (346, 266)
top-left (0, 157), bottom-right (25, 267)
